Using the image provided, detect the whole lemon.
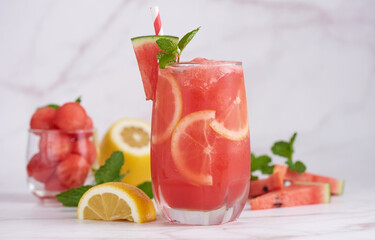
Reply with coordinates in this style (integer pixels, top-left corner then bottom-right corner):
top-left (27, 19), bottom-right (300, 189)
top-left (99, 118), bottom-right (151, 186)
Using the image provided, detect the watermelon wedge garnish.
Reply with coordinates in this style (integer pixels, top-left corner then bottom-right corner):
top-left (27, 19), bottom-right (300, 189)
top-left (273, 164), bottom-right (344, 195)
top-left (131, 35), bottom-right (179, 101)
top-left (249, 172), bottom-right (284, 198)
top-left (249, 181), bottom-right (331, 210)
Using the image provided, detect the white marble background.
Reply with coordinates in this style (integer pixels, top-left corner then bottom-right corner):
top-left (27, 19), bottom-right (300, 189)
top-left (0, 0), bottom-right (374, 192)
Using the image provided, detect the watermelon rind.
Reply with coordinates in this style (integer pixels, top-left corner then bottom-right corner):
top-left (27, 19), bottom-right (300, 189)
top-left (273, 164), bottom-right (344, 195)
top-left (131, 35), bottom-right (179, 46)
top-left (293, 181), bottom-right (331, 203)
top-left (336, 179), bottom-right (345, 195)
top-left (248, 181), bottom-right (331, 210)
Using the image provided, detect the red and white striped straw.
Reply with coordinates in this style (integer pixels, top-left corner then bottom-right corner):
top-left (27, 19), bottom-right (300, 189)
top-left (150, 6), bottom-right (163, 35)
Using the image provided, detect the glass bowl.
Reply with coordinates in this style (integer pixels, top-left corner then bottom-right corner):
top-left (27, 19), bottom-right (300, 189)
top-left (26, 129), bottom-right (98, 199)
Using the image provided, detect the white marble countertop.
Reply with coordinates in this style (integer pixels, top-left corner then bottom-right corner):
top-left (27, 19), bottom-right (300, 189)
top-left (1, 187), bottom-right (374, 239)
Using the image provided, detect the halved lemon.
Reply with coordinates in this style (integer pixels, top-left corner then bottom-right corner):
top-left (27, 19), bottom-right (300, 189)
top-left (100, 119), bottom-right (151, 186)
top-left (151, 71), bottom-right (182, 144)
top-left (77, 182), bottom-right (156, 223)
top-left (210, 84), bottom-right (249, 141)
top-left (171, 110), bottom-right (216, 186)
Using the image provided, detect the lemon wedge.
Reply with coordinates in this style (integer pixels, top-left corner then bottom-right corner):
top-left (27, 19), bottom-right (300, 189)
top-left (77, 182), bottom-right (156, 223)
top-left (100, 118), bottom-right (151, 186)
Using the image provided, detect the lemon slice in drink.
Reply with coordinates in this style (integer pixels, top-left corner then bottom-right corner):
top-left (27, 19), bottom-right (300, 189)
top-left (77, 182), bottom-right (156, 223)
top-left (171, 110), bottom-right (216, 186)
top-left (152, 71), bottom-right (182, 144)
top-left (210, 84), bottom-right (249, 141)
top-left (100, 119), bottom-right (151, 186)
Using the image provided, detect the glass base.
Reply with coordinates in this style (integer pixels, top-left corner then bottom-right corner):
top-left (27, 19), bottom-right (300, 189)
top-left (28, 182), bottom-right (59, 199)
top-left (156, 183), bottom-right (249, 225)
top-left (162, 206), bottom-right (238, 225)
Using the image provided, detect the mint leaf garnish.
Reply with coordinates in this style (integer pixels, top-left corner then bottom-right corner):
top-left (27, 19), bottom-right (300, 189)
top-left (156, 27), bottom-right (200, 69)
top-left (95, 151), bottom-right (127, 184)
top-left (156, 38), bottom-right (178, 52)
top-left (271, 132), bottom-right (306, 173)
top-left (137, 181), bottom-right (153, 199)
top-left (292, 160), bottom-right (306, 173)
top-left (271, 141), bottom-right (292, 159)
top-left (56, 185), bottom-right (93, 207)
top-left (157, 52), bottom-right (177, 69)
top-left (178, 27), bottom-right (200, 55)
top-left (75, 96), bottom-right (82, 103)
top-left (251, 153), bottom-right (274, 180)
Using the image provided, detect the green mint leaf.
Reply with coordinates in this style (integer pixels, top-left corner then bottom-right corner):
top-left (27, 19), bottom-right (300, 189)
top-left (261, 164), bottom-right (274, 175)
top-left (156, 51), bottom-right (166, 60)
top-left (271, 141), bottom-right (292, 159)
top-left (293, 161), bottom-right (306, 173)
top-left (290, 132), bottom-right (297, 146)
top-left (251, 154), bottom-right (272, 172)
top-left (158, 52), bottom-right (176, 69)
top-left (75, 96), bottom-right (82, 103)
top-left (111, 170), bottom-right (130, 183)
top-left (275, 132), bottom-right (306, 173)
top-left (137, 181), bottom-right (153, 199)
top-left (251, 153), bottom-right (274, 179)
top-left (156, 38), bottom-right (178, 52)
top-left (56, 185), bottom-right (93, 207)
top-left (95, 151), bottom-right (125, 184)
top-left (178, 27), bottom-right (200, 53)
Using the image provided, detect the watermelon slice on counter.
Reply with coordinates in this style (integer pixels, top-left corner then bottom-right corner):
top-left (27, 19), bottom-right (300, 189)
top-left (249, 172), bottom-right (284, 198)
top-left (273, 164), bottom-right (344, 195)
top-left (249, 181), bottom-right (331, 210)
top-left (131, 35), bottom-right (179, 101)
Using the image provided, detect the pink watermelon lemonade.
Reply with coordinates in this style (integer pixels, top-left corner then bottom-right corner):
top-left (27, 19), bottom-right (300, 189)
top-left (150, 58), bottom-right (250, 224)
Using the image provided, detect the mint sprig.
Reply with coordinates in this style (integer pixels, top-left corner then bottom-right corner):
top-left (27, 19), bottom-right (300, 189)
top-left (271, 132), bottom-right (306, 173)
top-left (177, 27), bottom-right (200, 60)
top-left (251, 153), bottom-right (274, 180)
top-left (156, 27), bottom-right (200, 69)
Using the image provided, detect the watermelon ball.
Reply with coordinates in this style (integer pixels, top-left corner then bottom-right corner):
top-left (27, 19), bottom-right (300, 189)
top-left (27, 153), bottom-right (57, 183)
top-left (30, 107), bottom-right (57, 130)
top-left (45, 173), bottom-right (69, 192)
top-left (83, 116), bottom-right (94, 130)
top-left (56, 154), bottom-right (90, 189)
top-left (72, 138), bottom-right (97, 165)
top-left (80, 115), bottom-right (94, 138)
top-left (53, 102), bottom-right (87, 131)
top-left (39, 131), bottom-right (72, 162)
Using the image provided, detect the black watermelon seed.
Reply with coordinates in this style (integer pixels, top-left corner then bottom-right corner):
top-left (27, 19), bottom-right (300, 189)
top-left (274, 203), bottom-right (282, 208)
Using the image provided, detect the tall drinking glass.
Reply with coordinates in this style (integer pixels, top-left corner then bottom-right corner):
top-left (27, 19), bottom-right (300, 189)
top-left (151, 60), bottom-right (250, 225)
